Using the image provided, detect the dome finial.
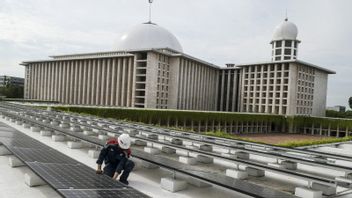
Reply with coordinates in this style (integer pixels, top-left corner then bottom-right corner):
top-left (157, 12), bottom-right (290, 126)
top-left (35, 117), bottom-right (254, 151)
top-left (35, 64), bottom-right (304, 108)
top-left (285, 8), bottom-right (288, 21)
top-left (148, 0), bottom-right (153, 23)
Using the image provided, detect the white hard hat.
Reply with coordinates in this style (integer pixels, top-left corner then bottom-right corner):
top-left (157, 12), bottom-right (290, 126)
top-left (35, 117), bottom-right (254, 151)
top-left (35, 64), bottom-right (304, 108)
top-left (118, 134), bottom-right (131, 149)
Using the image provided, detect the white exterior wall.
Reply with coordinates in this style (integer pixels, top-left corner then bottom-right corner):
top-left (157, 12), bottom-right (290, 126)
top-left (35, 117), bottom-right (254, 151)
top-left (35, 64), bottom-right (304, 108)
top-left (176, 57), bottom-right (218, 111)
top-left (22, 50), bottom-right (333, 117)
top-left (312, 70), bottom-right (328, 116)
top-left (24, 56), bottom-right (135, 107)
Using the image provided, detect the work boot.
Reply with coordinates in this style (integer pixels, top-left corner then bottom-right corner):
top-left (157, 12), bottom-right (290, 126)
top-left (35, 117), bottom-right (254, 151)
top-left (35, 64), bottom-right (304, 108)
top-left (119, 179), bottom-right (129, 185)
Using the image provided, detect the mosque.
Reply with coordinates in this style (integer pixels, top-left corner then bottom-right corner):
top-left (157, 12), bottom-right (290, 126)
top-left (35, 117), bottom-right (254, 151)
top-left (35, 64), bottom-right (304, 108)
top-left (21, 8), bottom-right (335, 117)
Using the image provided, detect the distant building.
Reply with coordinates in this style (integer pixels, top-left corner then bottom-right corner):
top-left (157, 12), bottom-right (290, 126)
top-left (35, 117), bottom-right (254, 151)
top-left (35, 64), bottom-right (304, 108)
top-left (0, 75), bottom-right (24, 87)
top-left (21, 18), bottom-right (335, 116)
top-left (327, 106), bottom-right (346, 112)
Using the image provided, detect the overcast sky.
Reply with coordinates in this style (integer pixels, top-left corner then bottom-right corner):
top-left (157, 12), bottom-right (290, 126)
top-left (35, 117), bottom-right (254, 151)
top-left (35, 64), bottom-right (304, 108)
top-left (0, 0), bottom-right (351, 108)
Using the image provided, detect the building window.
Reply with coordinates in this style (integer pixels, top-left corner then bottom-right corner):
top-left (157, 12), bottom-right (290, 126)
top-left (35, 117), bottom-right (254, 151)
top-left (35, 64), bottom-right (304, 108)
top-left (284, 49), bottom-right (291, 55)
top-left (276, 41), bottom-right (282, 47)
top-left (285, 40), bottom-right (292, 47)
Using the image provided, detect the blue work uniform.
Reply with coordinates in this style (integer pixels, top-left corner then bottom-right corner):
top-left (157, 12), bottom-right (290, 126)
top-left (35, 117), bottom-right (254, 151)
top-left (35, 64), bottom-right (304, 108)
top-left (96, 144), bottom-right (135, 183)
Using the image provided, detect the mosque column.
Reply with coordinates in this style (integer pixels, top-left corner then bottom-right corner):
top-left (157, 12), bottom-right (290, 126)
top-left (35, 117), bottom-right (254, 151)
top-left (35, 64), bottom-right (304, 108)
top-left (121, 58), bottom-right (126, 106)
top-left (91, 60), bottom-right (97, 105)
top-left (116, 59), bottom-right (122, 106)
top-left (110, 58), bottom-right (117, 106)
top-left (100, 59), bottom-right (106, 105)
top-left (127, 57), bottom-right (133, 107)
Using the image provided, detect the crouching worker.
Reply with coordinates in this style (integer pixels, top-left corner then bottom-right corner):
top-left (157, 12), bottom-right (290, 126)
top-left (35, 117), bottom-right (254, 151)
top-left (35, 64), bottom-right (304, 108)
top-left (96, 134), bottom-right (135, 185)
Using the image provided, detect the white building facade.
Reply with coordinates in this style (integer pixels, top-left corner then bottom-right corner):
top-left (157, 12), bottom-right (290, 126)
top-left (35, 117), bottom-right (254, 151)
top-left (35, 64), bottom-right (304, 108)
top-left (22, 19), bottom-right (335, 116)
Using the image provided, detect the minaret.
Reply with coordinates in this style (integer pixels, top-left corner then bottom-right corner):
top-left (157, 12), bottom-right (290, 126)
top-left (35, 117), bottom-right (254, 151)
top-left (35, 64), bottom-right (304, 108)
top-left (271, 18), bottom-right (300, 62)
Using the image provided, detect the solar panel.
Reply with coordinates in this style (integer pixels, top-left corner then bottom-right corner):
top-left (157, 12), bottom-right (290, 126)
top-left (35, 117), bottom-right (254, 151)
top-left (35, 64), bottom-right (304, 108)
top-left (59, 189), bottom-right (150, 198)
top-left (27, 162), bottom-right (127, 189)
top-left (0, 126), bottom-right (17, 132)
top-left (10, 147), bottom-right (79, 164)
top-left (0, 131), bottom-right (28, 139)
top-left (0, 138), bottom-right (50, 149)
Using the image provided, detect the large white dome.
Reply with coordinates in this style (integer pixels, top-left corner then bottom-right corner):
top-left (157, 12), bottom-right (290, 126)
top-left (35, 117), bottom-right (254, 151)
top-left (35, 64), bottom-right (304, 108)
top-left (115, 22), bottom-right (183, 52)
top-left (272, 18), bottom-right (298, 41)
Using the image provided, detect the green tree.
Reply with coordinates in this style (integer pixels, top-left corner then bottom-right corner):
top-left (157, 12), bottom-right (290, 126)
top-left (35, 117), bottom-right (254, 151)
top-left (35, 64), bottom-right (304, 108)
top-left (349, 97), bottom-right (352, 109)
top-left (0, 85), bottom-right (24, 98)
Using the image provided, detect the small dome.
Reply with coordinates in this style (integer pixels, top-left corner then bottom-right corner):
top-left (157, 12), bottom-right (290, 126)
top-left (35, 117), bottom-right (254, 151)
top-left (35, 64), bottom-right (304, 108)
top-left (272, 18), bottom-right (298, 41)
top-left (115, 22), bottom-right (183, 52)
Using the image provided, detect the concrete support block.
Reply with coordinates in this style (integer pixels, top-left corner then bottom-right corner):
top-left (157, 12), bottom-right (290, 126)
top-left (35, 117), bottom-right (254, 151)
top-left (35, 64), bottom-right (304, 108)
top-left (88, 150), bottom-right (100, 159)
top-left (50, 121), bottom-right (60, 126)
top-left (245, 167), bottom-right (265, 177)
top-left (185, 145), bottom-right (198, 150)
top-left (221, 153), bottom-right (237, 159)
top-left (134, 139), bottom-right (147, 146)
top-left (311, 183), bottom-right (336, 196)
top-left (23, 123), bottom-right (31, 129)
top-left (281, 161), bottom-right (297, 170)
top-left (67, 141), bottom-right (83, 149)
top-left (24, 172), bottom-right (46, 187)
top-left (42, 119), bottom-right (50, 124)
top-left (59, 123), bottom-right (70, 129)
top-left (199, 144), bottom-right (213, 152)
top-left (235, 151), bottom-right (250, 160)
top-left (98, 135), bottom-right (108, 141)
top-left (83, 130), bottom-right (95, 136)
top-left (268, 163), bottom-right (284, 169)
top-left (70, 126), bottom-right (82, 132)
top-left (179, 156), bottom-right (197, 165)
top-left (52, 135), bottom-right (65, 142)
top-left (16, 120), bottom-right (23, 125)
top-left (40, 130), bottom-right (52, 136)
top-left (107, 132), bottom-right (117, 137)
top-left (196, 155), bottom-right (213, 164)
top-left (226, 169), bottom-right (248, 180)
top-left (144, 147), bottom-right (160, 155)
top-left (0, 146), bottom-right (11, 155)
top-left (161, 177), bottom-right (188, 192)
top-left (142, 161), bottom-right (159, 169)
top-left (171, 138), bottom-right (183, 145)
top-left (161, 146), bottom-right (176, 154)
top-left (9, 156), bottom-right (25, 167)
top-left (30, 126), bottom-right (41, 132)
top-left (295, 187), bottom-right (322, 198)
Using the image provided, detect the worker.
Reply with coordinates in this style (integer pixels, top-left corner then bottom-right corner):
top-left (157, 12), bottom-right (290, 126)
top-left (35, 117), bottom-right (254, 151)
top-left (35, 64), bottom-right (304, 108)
top-left (96, 134), bottom-right (135, 185)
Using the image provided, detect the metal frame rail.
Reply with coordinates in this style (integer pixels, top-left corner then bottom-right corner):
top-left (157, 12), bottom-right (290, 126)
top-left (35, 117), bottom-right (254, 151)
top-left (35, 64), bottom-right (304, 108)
top-left (2, 108), bottom-right (348, 197)
top-left (0, 108), bottom-right (304, 198)
top-left (6, 103), bottom-right (352, 163)
top-left (7, 104), bottom-right (352, 175)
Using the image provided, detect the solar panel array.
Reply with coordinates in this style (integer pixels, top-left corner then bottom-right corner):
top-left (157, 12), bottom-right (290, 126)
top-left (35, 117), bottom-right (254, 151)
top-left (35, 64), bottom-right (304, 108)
top-left (0, 121), bottom-right (150, 198)
top-left (0, 109), bottom-right (301, 198)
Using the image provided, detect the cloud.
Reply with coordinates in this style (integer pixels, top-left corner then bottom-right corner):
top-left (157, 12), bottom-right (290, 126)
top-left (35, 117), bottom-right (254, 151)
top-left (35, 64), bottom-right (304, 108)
top-left (0, 0), bottom-right (351, 107)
